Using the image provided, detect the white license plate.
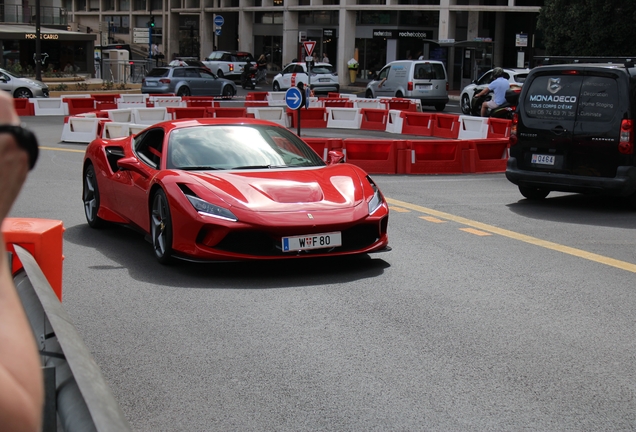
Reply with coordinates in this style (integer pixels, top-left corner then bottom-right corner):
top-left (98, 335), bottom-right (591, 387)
top-left (282, 232), bottom-right (342, 252)
top-left (417, 84), bottom-right (432, 89)
top-left (319, 78), bottom-right (331, 82)
top-left (146, 81), bottom-right (157, 86)
top-left (531, 154), bottom-right (555, 165)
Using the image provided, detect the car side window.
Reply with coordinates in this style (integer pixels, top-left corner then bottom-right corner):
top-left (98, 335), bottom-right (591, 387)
top-left (282, 65), bottom-right (294, 74)
top-left (198, 69), bottom-right (214, 78)
top-left (185, 68), bottom-right (199, 78)
top-left (172, 68), bottom-right (185, 78)
top-left (477, 72), bottom-right (492, 85)
top-left (378, 67), bottom-right (390, 80)
top-left (0, 72), bottom-right (10, 81)
top-left (294, 65), bottom-right (305, 74)
top-left (134, 128), bottom-right (165, 169)
top-left (221, 53), bottom-right (232, 61)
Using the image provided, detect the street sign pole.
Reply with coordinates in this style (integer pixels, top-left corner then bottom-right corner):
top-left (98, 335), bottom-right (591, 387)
top-left (285, 87), bottom-right (303, 136)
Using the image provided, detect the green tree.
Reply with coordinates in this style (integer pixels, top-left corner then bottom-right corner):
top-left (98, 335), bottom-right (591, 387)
top-left (537, 0), bottom-right (636, 56)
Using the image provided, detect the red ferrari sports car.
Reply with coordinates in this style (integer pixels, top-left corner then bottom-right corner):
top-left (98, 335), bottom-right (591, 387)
top-left (82, 118), bottom-right (390, 263)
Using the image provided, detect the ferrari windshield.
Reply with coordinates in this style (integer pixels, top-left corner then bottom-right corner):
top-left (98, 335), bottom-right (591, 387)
top-left (167, 125), bottom-right (327, 170)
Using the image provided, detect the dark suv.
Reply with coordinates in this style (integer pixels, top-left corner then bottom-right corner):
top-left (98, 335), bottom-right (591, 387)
top-left (506, 63), bottom-right (636, 204)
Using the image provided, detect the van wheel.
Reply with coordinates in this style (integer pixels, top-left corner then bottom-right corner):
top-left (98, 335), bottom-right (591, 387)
top-left (435, 104), bottom-right (446, 112)
top-left (395, 91), bottom-right (404, 98)
top-left (519, 186), bottom-right (550, 200)
top-left (365, 89), bottom-right (374, 99)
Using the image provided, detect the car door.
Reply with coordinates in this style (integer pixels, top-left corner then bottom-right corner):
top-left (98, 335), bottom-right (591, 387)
top-left (184, 68), bottom-right (203, 95)
top-left (199, 68), bottom-right (222, 95)
top-left (110, 128), bottom-right (165, 231)
top-left (373, 66), bottom-right (392, 97)
top-left (279, 64), bottom-right (295, 89)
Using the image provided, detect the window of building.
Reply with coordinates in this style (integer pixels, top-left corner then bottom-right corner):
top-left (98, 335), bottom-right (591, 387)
top-left (397, 0), bottom-right (438, 4)
top-left (255, 12), bottom-right (283, 24)
top-left (398, 10), bottom-right (439, 25)
top-left (119, 0), bottom-right (130, 10)
top-left (299, 11), bottom-right (338, 25)
top-left (356, 11), bottom-right (396, 25)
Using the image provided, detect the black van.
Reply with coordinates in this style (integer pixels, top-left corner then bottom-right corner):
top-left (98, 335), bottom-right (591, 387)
top-left (505, 63), bottom-right (636, 203)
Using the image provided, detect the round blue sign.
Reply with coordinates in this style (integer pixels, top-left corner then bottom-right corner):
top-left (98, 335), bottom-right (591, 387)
top-left (285, 87), bottom-right (303, 110)
top-left (214, 15), bottom-right (224, 27)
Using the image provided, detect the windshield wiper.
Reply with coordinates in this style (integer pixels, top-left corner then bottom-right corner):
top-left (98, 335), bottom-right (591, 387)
top-left (231, 165), bottom-right (272, 170)
top-left (179, 166), bottom-right (221, 171)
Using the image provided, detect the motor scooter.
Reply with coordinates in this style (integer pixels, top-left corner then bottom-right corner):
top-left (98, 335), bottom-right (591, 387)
top-left (470, 87), bottom-right (521, 119)
top-left (241, 64), bottom-right (257, 90)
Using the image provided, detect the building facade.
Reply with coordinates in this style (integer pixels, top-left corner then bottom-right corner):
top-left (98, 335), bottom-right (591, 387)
top-left (63, 0), bottom-right (543, 89)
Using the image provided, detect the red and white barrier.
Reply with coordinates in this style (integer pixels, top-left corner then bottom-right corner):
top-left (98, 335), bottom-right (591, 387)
top-left (117, 94), bottom-right (148, 109)
top-left (326, 107), bottom-right (362, 129)
top-left (132, 107), bottom-right (171, 125)
top-left (149, 96), bottom-right (184, 108)
top-left (106, 109), bottom-right (133, 123)
top-left (385, 110), bottom-right (404, 134)
top-left (31, 98), bottom-right (67, 116)
top-left (458, 115), bottom-right (489, 140)
top-left (247, 107), bottom-right (289, 127)
top-left (61, 117), bottom-right (100, 143)
top-left (101, 122), bottom-right (130, 139)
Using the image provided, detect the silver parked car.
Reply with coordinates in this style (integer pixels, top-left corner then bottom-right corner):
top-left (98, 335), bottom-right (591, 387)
top-left (141, 66), bottom-right (237, 97)
top-left (0, 68), bottom-right (49, 98)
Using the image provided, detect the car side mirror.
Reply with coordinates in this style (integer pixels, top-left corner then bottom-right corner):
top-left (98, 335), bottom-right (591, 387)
top-left (327, 150), bottom-right (345, 165)
top-left (117, 157), bottom-right (150, 177)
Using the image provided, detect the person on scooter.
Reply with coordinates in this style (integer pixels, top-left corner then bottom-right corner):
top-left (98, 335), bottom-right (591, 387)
top-left (476, 67), bottom-right (509, 117)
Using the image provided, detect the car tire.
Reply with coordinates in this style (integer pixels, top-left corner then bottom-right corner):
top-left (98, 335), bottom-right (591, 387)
top-left (365, 89), bottom-right (374, 99)
top-left (435, 104), bottom-right (446, 112)
top-left (14, 88), bottom-right (33, 99)
top-left (83, 164), bottom-right (105, 228)
top-left (151, 189), bottom-right (173, 265)
top-left (177, 86), bottom-right (191, 97)
top-left (461, 94), bottom-right (471, 114)
top-left (272, 81), bottom-right (281, 91)
top-left (222, 86), bottom-right (234, 98)
top-left (217, 70), bottom-right (224, 78)
top-left (519, 186), bottom-right (550, 200)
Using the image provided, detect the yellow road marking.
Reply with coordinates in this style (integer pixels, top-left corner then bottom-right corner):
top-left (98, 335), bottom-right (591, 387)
top-left (387, 197), bottom-right (636, 273)
top-left (389, 206), bottom-right (410, 213)
top-left (40, 146), bottom-right (86, 153)
top-left (460, 227), bottom-right (492, 236)
top-left (420, 216), bottom-right (446, 223)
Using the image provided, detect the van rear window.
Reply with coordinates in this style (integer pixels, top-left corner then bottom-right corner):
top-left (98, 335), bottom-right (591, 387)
top-left (414, 63), bottom-right (446, 80)
top-left (524, 75), bottom-right (618, 122)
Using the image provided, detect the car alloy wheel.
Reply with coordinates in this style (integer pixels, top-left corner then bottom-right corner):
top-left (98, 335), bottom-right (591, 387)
top-left (461, 94), bottom-right (471, 115)
top-left (222, 86), bottom-right (234, 98)
top-left (177, 86), bottom-right (191, 97)
top-left (14, 88), bottom-right (33, 99)
top-left (151, 189), bottom-right (174, 264)
top-left (272, 81), bottom-right (280, 91)
top-left (83, 164), bottom-right (105, 228)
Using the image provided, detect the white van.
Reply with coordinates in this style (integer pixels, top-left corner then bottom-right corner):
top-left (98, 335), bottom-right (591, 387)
top-left (365, 60), bottom-right (449, 111)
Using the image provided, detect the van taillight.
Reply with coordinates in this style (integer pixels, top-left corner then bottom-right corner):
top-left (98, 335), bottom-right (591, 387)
top-left (407, 81), bottom-right (413, 91)
top-left (509, 113), bottom-right (519, 146)
top-left (159, 79), bottom-right (171, 84)
top-left (619, 119), bottom-right (634, 154)
top-left (446, 82), bottom-right (449, 91)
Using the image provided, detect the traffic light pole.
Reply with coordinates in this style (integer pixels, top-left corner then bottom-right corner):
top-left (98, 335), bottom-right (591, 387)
top-left (148, 14), bottom-right (154, 59)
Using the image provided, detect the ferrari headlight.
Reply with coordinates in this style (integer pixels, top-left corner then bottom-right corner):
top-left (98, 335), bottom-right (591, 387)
top-left (367, 176), bottom-right (383, 215)
top-left (186, 195), bottom-right (238, 222)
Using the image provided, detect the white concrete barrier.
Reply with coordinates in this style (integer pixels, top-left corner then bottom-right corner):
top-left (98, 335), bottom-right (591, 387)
top-left (247, 107), bottom-right (289, 127)
top-left (458, 115), bottom-right (489, 140)
top-left (326, 107), bottom-right (362, 129)
top-left (102, 122), bottom-right (131, 139)
top-left (354, 99), bottom-right (383, 110)
top-left (106, 109), bottom-right (133, 123)
top-left (131, 107), bottom-right (171, 125)
top-left (61, 117), bottom-right (100, 143)
top-left (384, 109), bottom-right (404, 134)
top-left (266, 92), bottom-right (287, 106)
top-left (117, 94), bottom-right (148, 109)
top-left (128, 124), bottom-right (147, 135)
top-left (31, 98), bottom-right (67, 116)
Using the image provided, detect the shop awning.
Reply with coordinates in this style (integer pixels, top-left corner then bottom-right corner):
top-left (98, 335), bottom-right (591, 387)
top-left (0, 24), bottom-right (97, 41)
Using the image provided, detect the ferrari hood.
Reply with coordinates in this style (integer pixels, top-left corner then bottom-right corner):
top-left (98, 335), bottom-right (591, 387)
top-left (187, 165), bottom-right (366, 212)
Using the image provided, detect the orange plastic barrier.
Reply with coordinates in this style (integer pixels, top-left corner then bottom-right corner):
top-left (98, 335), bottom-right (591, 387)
top-left (64, 97), bottom-right (96, 116)
top-left (342, 139), bottom-right (404, 174)
top-left (13, 98), bottom-right (34, 116)
top-left (91, 94), bottom-right (119, 110)
top-left (184, 97), bottom-right (220, 108)
top-left (469, 138), bottom-right (509, 173)
top-left (207, 107), bottom-right (248, 118)
top-left (487, 118), bottom-right (512, 139)
top-left (432, 114), bottom-right (460, 139)
top-left (323, 99), bottom-right (354, 108)
top-left (2, 218), bottom-right (64, 301)
top-left (405, 140), bottom-right (472, 174)
top-left (383, 98), bottom-right (417, 112)
top-left (245, 92), bottom-right (268, 101)
top-left (169, 107), bottom-right (208, 119)
top-left (360, 109), bottom-right (388, 131)
top-left (286, 108), bottom-right (328, 128)
top-left (302, 137), bottom-right (343, 161)
top-left (401, 112), bottom-right (434, 136)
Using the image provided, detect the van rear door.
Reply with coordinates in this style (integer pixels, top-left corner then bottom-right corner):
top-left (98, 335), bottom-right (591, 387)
top-left (517, 68), bottom-right (625, 178)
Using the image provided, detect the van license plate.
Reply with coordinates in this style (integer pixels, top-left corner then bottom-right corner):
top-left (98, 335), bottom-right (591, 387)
top-left (531, 154), bottom-right (555, 165)
top-left (282, 232), bottom-right (342, 252)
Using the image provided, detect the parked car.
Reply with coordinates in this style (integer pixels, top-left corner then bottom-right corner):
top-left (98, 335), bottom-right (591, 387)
top-left (141, 66), bottom-right (237, 97)
top-left (272, 62), bottom-right (339, 94)
top-left (82, 118), bottom-right (390, 264)
top-left (0, 67), bottom-right (49, 98)
top-left (365, 60), bottom-right (449, 111)
top-left (202, 51), bottom-right (254, 80)
top-left (168, 59), bottom-right (212, 73)
top-left (460, 68), bottom-right (529, 115)
top-left (505, 62), bottom-right (636, 205)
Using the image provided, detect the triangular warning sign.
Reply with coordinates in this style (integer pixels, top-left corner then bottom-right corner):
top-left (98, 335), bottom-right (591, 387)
top-left (303, 41), bottom-right (316, 57)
